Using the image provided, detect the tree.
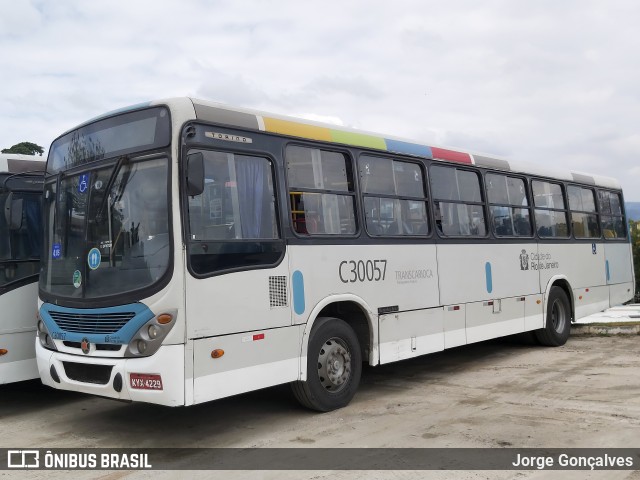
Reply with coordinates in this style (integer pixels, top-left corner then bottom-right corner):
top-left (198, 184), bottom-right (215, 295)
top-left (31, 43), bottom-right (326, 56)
top-left (1, 142), bottom-right (44, 156)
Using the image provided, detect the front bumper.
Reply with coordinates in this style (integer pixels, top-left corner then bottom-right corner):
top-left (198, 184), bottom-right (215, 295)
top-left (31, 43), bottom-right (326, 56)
top-left (36, 340), bottom-right (185, 407)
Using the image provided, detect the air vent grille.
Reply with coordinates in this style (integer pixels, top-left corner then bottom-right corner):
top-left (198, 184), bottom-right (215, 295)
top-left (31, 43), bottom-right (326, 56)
top-left (269, 276), bottom-right (288, 308)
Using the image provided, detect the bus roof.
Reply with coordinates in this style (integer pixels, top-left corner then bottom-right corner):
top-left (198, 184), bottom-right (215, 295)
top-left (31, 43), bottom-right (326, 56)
top-left (0, 153), bottom-right (46, 174)
top-left (187, 98), bottom-right (621, 191)
top-left (62, 97), bottom-right (623, 191)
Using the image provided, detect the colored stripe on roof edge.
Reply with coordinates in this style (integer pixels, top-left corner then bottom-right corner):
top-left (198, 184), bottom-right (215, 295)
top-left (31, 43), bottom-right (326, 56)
top-left (431, 147), bottom-right (473, 164)
top-left (385, 139), bottom-right (433, 158)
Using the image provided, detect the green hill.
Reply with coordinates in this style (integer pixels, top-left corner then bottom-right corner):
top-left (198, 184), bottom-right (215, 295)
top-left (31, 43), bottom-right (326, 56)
top-left (626, 202), bottom-right (640, 221)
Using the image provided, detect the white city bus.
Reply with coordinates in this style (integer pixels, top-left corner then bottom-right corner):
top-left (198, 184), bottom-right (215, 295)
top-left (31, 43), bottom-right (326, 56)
top-left (36, 99), bottom-right (634, 410)
top-left (0, 153), bottom-right (45, 383)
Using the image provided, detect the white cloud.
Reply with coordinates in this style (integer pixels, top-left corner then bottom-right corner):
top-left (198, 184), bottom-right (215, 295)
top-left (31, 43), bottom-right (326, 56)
top-left (1, 0), bottom-right (639, 199)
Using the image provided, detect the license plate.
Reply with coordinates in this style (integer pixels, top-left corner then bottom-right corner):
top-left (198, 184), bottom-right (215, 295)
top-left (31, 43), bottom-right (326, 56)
top-left (130, 373), bottom-right (163, 390)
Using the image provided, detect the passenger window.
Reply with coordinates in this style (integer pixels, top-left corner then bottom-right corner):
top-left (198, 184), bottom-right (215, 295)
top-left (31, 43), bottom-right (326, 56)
top-left (286, 146), bottom-right (356, 236)
top-left (486, 173), bottom-right (532, 237)
top-left (568, 186), bottom-right (600, 239)
top-left (430, 165), bottom-right (486, 237)
top-left (186, 149), bottom-right (282, 275)
top-left (359, 155), bottom-right (429, 236)
top-left (532, 180), bottom-right (569, 238)
top-left (598, 190), bottom-right (626, 239)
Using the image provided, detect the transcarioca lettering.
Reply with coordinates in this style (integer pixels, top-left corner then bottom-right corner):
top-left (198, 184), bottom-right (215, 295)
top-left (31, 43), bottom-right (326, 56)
top-left (395, 269), bottom-right (433, 281)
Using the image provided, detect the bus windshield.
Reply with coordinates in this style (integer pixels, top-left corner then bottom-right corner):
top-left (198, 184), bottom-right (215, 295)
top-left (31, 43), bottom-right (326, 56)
top-left (40, 156), bottom-right (170, 302)
top-left (0, 175), bottom-right (43, 290)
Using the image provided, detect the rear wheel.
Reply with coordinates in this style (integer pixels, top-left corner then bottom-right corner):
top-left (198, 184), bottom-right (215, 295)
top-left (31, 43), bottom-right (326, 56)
top-left (291, 317), bottom-right (362, 412)
top-left (535, 286), bottom-right (571, 346)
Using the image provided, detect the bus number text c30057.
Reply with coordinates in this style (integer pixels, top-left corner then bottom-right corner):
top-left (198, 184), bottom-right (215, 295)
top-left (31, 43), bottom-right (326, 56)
top-left (339, 259), bottom-right (387, 283)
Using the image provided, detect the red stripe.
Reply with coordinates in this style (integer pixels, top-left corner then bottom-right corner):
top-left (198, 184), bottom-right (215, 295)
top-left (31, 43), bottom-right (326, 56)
top-left (431, 147), bottom-right (472, 164)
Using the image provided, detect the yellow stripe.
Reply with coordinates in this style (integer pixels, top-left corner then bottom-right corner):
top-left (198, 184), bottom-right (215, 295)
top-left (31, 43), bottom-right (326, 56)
top-left (262, 117), bottom-right (332, 142)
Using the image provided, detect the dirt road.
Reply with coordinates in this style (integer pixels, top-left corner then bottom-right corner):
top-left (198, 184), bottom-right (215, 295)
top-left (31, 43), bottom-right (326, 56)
top-left (2, 335), bottom-right (639, 479)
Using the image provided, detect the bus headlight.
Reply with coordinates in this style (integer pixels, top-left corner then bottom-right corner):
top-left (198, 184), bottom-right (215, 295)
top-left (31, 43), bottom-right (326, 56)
top-left (137, 340), bottom-right (147, 354)
top-left (125, 309), bottom-right (177, 358)
top-left (148, 324), bottom-right (159, 339)
top-left (37, 315), bottom-right (58, 351)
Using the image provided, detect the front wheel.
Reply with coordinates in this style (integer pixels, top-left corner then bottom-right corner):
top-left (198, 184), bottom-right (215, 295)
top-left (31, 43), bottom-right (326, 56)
top-left (291, 317), bottom-right (362, 412)
top-left (535, 286), bottom-right (572, 346)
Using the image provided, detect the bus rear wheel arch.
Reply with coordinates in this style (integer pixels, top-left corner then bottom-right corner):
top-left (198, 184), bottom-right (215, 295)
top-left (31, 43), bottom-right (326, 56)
top-left (291, 317), bottom-right (362, 412)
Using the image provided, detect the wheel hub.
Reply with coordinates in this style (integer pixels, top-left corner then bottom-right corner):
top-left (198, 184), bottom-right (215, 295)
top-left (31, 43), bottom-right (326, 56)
top-left (317, 337), bottom-right (352, 392)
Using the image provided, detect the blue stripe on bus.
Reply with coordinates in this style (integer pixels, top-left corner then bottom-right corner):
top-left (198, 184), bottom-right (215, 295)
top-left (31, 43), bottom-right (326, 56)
top-left (384, 139), bottom-right (433, 158)
top-left (292, 270), bottom-right (306, 315)
top-left (39, 302), bottom-right (155, 345)
top-left (606, 260), bottom-right (610, 282)
top-left (485, 262), bottom-right (493, 293)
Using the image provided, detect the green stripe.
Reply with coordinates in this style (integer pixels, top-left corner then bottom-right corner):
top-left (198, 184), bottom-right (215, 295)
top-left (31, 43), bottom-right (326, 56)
top-left (330, 130), bottom-right (387, 150)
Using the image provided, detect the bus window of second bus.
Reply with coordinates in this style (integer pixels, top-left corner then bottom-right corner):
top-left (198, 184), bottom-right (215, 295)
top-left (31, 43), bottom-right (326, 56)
top-left (0, 192), bottom-right (42, 286)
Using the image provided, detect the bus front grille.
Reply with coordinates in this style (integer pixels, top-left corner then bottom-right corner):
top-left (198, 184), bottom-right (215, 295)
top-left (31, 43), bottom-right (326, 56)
top-left (49, 311), bottom-right (135, 334)
top-left (63, 341), bottom-right (122, 352)
top-left (62, 362), bottom-right (113, 385)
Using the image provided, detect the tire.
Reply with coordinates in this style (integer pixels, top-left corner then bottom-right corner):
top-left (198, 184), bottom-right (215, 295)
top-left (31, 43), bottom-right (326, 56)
top-left (291, 317), bottom-right (362, 412)
top-left (535, 286), bottom-right (572, 346)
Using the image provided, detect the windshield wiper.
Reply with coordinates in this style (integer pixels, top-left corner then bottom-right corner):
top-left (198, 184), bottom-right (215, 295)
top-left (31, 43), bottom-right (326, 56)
top-left (95, 155), bottom-right (129, 224)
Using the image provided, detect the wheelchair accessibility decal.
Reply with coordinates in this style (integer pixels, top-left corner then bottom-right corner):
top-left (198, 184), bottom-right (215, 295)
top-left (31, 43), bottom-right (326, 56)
top-left (78, 173), bottom-right (90, 194)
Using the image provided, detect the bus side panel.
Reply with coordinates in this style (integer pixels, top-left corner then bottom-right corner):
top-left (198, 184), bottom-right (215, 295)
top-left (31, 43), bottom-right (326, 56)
top-left (604, 242), bottom-right (635, 306)
top-left (185, 253), bottom-right (292, 338)
top-left (538, 243), bottom-right (606, 314)
top-left (378, 308), bottom-right (444, 364)
top-left (610, 283), bottom-right (634, 307)
top-left (192, 325), bottom-right (303, 404)
top-left (437, 243), bottom-right (539, 306)
top-left (0, 332), bottom-right (37, 383)
top-left (443, 304), bottom-right (466, 349)
top-left (287, 244), bottom-right (440, 322)
top-left (0, 281), bottom-right (38, 333)
top-left (437, 243), bottom-right (538, 341)
top-left (537, 242), bottom-right (606, 289)
top-left (466, 297), bottom-right (525, 344)
top-left (574, 285), bottom-right (610, 320)
top-left (524, 293), bottom-right (544, 331)
top-left (0, 281), bottom-right (39, 383)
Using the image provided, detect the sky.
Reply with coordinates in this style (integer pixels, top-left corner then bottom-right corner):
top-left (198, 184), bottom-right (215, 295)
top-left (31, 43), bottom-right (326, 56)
top-left (1, 0), bottom-right (639, 200)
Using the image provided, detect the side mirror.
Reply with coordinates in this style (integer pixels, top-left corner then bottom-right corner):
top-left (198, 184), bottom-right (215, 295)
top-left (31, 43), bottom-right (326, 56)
top-left (4, 193), bottom-right (24, 230)
top-left (186, 152), bottom-right (204, 197)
